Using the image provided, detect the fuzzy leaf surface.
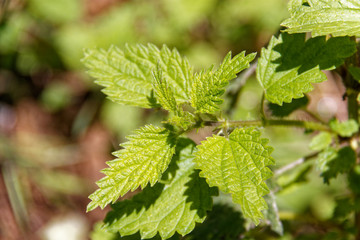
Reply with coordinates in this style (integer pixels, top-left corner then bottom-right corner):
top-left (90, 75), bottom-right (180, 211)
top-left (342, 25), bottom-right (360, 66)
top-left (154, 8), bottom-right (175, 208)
top-left (87, 125), bottom-right (176, 211)
top-left (103, 139), bottom-right (217, 240)
top-left (256, 33), bottom-right (356, 105)
top-left (194, 127), bottom-right (275, 224)
top-left (190, 51), bottom-right (256, 113)
top-left (282, 0), bottom-right (360, 37)
top-left (82, 44), bottom-right (193, 108)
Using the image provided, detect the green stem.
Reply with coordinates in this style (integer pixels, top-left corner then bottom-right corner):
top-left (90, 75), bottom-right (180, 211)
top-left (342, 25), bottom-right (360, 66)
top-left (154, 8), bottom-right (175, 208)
top-left (204, 119), bottom-right (331, 132)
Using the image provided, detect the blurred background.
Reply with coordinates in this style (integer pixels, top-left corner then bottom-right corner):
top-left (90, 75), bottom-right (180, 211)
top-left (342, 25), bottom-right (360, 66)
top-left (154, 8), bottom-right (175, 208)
top-left (0, 0), bottom-right (352, 239)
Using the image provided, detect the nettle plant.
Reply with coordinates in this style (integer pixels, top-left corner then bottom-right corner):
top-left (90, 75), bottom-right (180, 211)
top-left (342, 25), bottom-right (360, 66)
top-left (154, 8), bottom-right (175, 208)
top-left (84, 0), bottom-right (360, 239)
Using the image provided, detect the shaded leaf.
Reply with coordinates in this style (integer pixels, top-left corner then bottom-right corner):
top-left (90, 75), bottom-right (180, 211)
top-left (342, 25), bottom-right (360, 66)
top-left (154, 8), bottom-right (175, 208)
top-left (282, 0), bottom-right (360, 37)
top-left (194, 127), bottom-right (274, 224)
top-left (103, 138), bottom-right (217, 240)
top-left (333, 197), bottom-right (360, 219)
top-left (256, 33), bottom-right (356, 105)
top-left (87, 125), bottom-right (176, 211)
top-left (190, 51), bottom-right (256, 113)
top-left (321, 146), bottom-right (356, 184)
top-left (348, 165), bottom-right (360, 195)
top-left (268, 96), bottom-right (309, 117)
top-left (184, 204), bottom-right (245, 240)
top-left (349, 66), bottom-right (360, 82)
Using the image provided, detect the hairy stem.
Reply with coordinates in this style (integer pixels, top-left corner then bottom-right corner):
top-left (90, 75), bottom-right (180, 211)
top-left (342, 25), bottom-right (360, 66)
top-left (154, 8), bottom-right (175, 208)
top-left (204, 119), bottom-right (331, 132)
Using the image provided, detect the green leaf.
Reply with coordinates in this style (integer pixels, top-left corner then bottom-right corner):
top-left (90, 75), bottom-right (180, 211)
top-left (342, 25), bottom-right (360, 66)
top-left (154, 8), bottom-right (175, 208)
top-left (320, 146), bottom-right (356, 184)
top-left (282, 0), bottom-right (360, 37)
top-left (349, 66), bottom-right (360, 82)
top-left (82, 44), bottom-right (193, 108)
top-left (152, 67), bottom-right (196, 130)
top-left (194, 127), bottom-right (275, 224)
top-left (167, 110), bottom-right (196, 131)
top-left (152, 66), bottom-right (178, 113)
top-left (268, 96), bottom-right (309, 117)
top-left (91, 222), bottom-right (122, 240)
top-left (256, 33), bottom-right (356, 105)
top-left (309, 132), bottom-right (333, 151)
top-left (317, 147), bottom-right (337, 172)
top-left (190, 51), bottom-right (256, 113)
top-left (184, 204), bottom-right (245, 240)
top-left (103, 138), bottom-right (217, 240)
top-left (333, 197), bottom-right (360, 219)
top-left (87, 125), bottom-right (176, 212)
top-left (329, 119), bottom-right (359, 137)
top-left (348, 165), bottom-right (360, 195)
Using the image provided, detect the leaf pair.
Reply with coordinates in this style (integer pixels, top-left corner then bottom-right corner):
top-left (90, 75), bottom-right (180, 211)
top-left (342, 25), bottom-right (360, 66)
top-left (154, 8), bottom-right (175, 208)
top-left (83, 43), bottom-right (256, 116)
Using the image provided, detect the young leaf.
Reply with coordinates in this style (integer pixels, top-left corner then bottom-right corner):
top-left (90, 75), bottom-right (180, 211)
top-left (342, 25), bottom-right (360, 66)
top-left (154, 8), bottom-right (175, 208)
top-left (190, 51), bottom-right (256, 113)
top-left (153, 68), bottom-right (196, 130)
top-left (82, 44), bottom-right (193, 108)
top-left (329, 119), bottom-right (359, 137)
top-left (282, 0), bottom-right (360, 37)
top-left (256, 33), bottom-right (356, 105)
top-left (194, 127), bottom-right (275, 224)
top-left (167, 110), bottom-right (196, 131)
top-left (102, 139), bottom-right (217, 240)
top-left (309, 132), bottom-right (333, 151)
top-left (152, 66), bottom-right (178, 113)
top-left (87, 125), bottom-right (176, 212)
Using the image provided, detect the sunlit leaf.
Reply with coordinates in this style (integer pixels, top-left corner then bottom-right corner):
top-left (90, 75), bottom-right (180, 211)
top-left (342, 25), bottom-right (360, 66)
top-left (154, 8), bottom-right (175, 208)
top-left (87, 125), bottom-right (176, 211)
top-left (194, 127), bottom-right (274, 224)
top-left (82, 44), bottom-right (193, 108)
top-left (190, 51), bottom-right (256, 113)
top-left (329, 119), bottom-right (359, 137)
top-left (282, 0), bottom-right (360, 37)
